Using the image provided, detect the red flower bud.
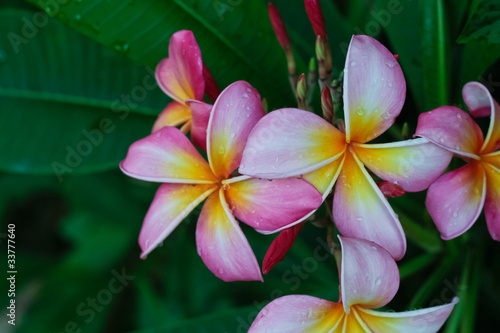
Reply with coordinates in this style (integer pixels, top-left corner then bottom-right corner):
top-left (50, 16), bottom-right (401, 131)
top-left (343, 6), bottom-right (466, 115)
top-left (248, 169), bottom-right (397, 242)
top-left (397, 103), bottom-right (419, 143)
top-left (321, 86), bottom-right (334, 123)
top-left (268, 3), bottom-right (291, 51)
top-left (202, 62), bottom-right (221, 103)
top-left (304, 0), bottom-right (327, 38)
top-left (376, 181), bottom-right (406, 198)
top-left (262, 223), bottom-right (304, 274)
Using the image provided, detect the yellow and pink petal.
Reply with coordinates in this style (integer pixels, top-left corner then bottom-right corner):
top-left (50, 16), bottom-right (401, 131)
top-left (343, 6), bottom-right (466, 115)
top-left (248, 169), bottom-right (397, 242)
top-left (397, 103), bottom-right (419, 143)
top-left (333, 150), bottom-right (406, 260)
top-left (248, 295), bottom-right (345, 333)
top-left (484, 163), bottom-right (500, 240)
top-left (240, 108), bottom-right (346, 179)
top-left (356, 298), bottom-right (458, 333)
top-left (196, 189), bottom-right (262, 282)
top-left (338, 236), bottom-right (399, 312)
top-left (463, 81), bottom-right (500, 154)
top-left (120, 127), bottom-right (217, 184)
top-left (415, 106), bottom-right (484, 159)
top-left (224, 177), bottom-right (323, 232)
top-left (207, 81), bottom-right (265, 179)
top-left (155, 30), bottom-right (204, 103)
top-left (426, 163), bottom-right (486, 240)
top-left (139, 183), bottom-right (217, 258)
top-left (344, 35), bottom-right (406, 144)
top-left (351, 138), bottom-right (453, 192)
top-left (152, 101), bottom-right (192, 133)
top-left (303, 155), bottom-right (345, 200)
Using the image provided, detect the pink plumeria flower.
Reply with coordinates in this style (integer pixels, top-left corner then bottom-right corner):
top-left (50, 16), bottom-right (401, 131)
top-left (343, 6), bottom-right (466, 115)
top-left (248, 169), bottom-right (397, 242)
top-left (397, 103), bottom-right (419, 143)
top-left (240, 35), bottom-right (453, 260)
top-left (249, 236), bottom-right (458, 333)
top-left (120, 81), bottom-right (322, 281)
top-left (153, 30), bottom-right (212, 150)
top-left (416, 82), bottom-right (500, 240)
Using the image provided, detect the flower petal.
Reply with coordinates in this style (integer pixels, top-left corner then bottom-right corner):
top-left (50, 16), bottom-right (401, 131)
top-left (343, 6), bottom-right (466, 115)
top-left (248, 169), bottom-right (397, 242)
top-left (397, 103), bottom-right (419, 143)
top-left (463, 81), bottom-right (500, 153)
top-left (188, 100), bottom-right (212, 151)
top-left (333, 149), bottom-right (406, 260)
top-left (196, 189), bottom-right (262, 281)
top-left (339, 237), bottom-right (399, 312)
top-left (225, 177), bottom-right (322, 232)
top-left (344, 35), bottom-right (406, 144)
top-left (139, 183), bottom-right (217, 258)
top-left (248, 295), bottom-right (344, 333)
top-left (151, 101), bottom-right (191, 133)
top-left (356, 298), bottom-right (458, 333)
top-left (262, 223), bottom-right (304, 275)
top-left (155, 30), bottom-right (204, 103)
top-left (484, 163), bottom-right (500, 240)
top-left (303, 155), bottom-right (345, 200)
top-left (207, 81), bottom-right (265, 178)
top-left (426, 163), bottom-right (486, 240)
top-left (240, 108), bottom-right (346, 178)
top-left (352, 138), bottom-right (453, 192)
top-left (415, 106), bottom-right (483, 159)
top-left (120, 127), bottom-right (217, 183)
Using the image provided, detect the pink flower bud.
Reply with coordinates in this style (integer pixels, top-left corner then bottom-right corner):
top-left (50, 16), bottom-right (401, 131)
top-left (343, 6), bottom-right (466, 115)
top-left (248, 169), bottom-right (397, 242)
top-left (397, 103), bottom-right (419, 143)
top-left (304, 0), bottom-right (326, 37)
top-left (268, 3), bottom-right (291, 51)
top-left (262, 223), bottom-right (304, 274)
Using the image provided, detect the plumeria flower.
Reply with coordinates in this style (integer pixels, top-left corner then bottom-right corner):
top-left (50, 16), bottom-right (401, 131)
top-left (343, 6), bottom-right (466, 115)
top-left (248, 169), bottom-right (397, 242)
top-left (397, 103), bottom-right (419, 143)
top-left (249, 236), bottom-right (458, 333)
top-left (240, 35), bottom-right (453, 260)
top-left (154, 30), bottom-right (218, 150)
top-left (120, 81), bottom-right (322, 281)
top-left (416, 82), bottom-right (500, 240)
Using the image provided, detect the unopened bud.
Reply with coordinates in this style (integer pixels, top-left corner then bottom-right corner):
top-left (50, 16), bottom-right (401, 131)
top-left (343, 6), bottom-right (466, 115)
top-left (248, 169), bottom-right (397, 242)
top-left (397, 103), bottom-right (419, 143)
top-left (261, 97), bottom-right (269, 113)
top-left (321, 86), bottom-right (334, 123)
top-left (315, 35), bottom-right (332, 87)
top-left (202, 62), bottom-right (221, 103)
top-left (402, 122), bottom-right (409, 140)
top-left (296, 73), bottom-right (307, 109)
top-left (262, 223), bottom-right (304, 274)
top-left (394, 54), bottom-right (399, 61)
top-left (268, 3), bottom-right (295, 75)
top-left (304, 0), bottom-right (326, 38)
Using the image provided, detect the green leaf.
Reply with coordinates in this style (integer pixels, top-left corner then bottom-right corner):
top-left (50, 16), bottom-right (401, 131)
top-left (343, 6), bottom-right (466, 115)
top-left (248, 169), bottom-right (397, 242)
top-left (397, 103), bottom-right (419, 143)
top-left (457, 0), bottom-right (500, 44)
top-left (0, 5), bottom-right (167, 175)
top-left (25, 0), bottom-right (294, 107)
top-left (419, 0), bottom-right (450, 110)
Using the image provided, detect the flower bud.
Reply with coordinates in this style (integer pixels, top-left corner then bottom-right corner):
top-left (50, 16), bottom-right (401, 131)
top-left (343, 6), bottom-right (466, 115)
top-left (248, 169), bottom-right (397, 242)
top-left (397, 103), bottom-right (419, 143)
top-left (296, 73), bottom-right (307, 109)
top-left (321, 86), bottom-right (334, 123)
top-left (304, 0), bottom-right (326, 38)
top-left (262, 223), bottom-right (304, 274)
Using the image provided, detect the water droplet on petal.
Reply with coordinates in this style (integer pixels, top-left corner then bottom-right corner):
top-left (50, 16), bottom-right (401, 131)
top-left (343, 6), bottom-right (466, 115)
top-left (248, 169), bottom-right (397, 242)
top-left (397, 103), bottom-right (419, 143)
top-left (242, 93), bottom-right (249, 98)
top-left (356, 107), bottom-right (365, 116)
top-left (218, 144), bottom-right (225, 154)
top-left (375, 278), bottom-right (382, 285)
top-left (385, 61), bottom-right (396, 68)
top-left (371, 246), bottom-right (378, 251)
top-left (350, 60), bottom-right (357, 67)
top-left (456, 113), bottom-right (462, 119)
top-left (218, 268), bottom-right (224, 274)
top-left (356, 217), bottom-right (364, 222)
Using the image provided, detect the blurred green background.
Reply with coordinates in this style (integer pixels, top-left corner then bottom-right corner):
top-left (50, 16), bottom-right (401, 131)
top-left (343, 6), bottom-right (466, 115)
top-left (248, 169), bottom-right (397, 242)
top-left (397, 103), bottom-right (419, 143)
top-left (1, 0), bottom-right (500, 332)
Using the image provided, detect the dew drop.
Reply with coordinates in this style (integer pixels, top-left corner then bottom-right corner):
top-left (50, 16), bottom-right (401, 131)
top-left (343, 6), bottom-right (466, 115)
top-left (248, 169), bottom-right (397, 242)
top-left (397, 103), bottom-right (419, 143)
top-left (356, 107), bottom-right (365, 116)
top-left (356, 217), bottom-right (364, 222)
top-left (218, 144), bottom-right (225, 154)
top-left (456, 113), bottom-right (462, 119)
top-left (375, 278), bottom-right (382, 285)
top-left (371, 245), bottom-right (378, 251)
top-left (218, 268), bottom-right (224, 274)
top-left (373, 107), bottom-right (379, 113)
top-left (242, 93), bottom-right (249, 98)
top-left (455, 145), bottom-right (460, 150)
top-left (385, 61), bottom-right (396, 68)
top-left (230, 133), bottom-right (236, 138)
top-left (350, 60), bottom-right (357, 67)
top-left (452, 211), bottom-right (458, 218)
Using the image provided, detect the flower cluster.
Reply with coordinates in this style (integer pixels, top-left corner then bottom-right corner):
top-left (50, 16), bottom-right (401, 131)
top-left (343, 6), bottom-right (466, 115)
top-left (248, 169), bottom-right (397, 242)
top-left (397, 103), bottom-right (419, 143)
top-left (116, 1), bottom-right (500, 331)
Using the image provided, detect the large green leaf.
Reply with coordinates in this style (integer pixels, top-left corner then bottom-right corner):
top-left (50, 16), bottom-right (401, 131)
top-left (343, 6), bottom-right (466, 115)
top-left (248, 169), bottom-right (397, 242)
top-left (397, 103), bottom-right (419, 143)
top-left (0, 5), bottom-right (168, 175)
top-left (25, 0), bottom-right (294, 107)
top-left (458, 0), bottom-right (500, 44)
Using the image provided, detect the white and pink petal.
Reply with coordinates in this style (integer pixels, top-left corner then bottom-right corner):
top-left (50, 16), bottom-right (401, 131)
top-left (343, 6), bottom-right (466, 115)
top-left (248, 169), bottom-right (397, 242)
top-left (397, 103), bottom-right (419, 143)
top-left (352, 138), bottom-right (453, 192)
top-left (196, 189), bottom-right (262, 282)
top-left (484, 163), bottom-right (500, 240)
top-left (120, 127), bottom-right (217, 183)
top-left (344, 35), bottom-right (406, 144)
top-left (333, 149), bottom-right (406, 260)
top-left (155, 30), bottom-right (204, 103)
top-left (426, 163), bottom-right (486, 240)
top-left (207, 81), bottom-right (265, 179)
top-left (339, 236), bottom-right (399, 312)
top-left (415, 106), bottom-right (483, 159)
top-left (240, 108), bottom-right (346, 178)
top-left (248, 295), bottom-right (345, 333)
top-left (139, 183), bottom-right (217, 258)
top-left (224, 177), bottom-right (322, 232)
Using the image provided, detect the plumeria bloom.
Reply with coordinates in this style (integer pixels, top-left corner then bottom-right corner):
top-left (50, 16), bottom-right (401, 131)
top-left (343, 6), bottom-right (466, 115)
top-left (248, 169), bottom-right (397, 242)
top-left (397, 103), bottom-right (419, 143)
top-left (240, 35), bottom-right (453, 260)
top-left (249, 236), bottom-right (458, 333)
top-left (416, 82), bottom-right (500, 240)
top-left (154, 30), bottom-right (216, 150)
top-left (120, 81), bottom-right (322, 281)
